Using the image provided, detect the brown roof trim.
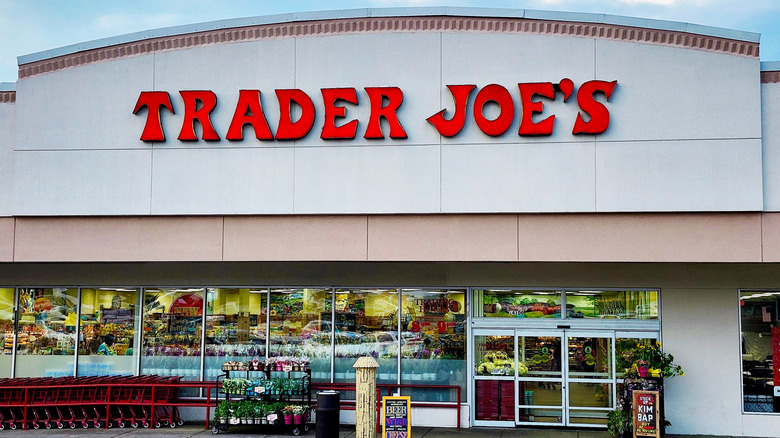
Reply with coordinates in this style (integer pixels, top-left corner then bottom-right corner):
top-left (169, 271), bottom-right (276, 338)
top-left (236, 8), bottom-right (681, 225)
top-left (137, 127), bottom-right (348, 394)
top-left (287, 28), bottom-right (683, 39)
top-left (18, 16), bottom-right (760, 79)
top-left (0, 91), bottom-right (15, 103)
top-left (762, 71), bottom-right (780, 83)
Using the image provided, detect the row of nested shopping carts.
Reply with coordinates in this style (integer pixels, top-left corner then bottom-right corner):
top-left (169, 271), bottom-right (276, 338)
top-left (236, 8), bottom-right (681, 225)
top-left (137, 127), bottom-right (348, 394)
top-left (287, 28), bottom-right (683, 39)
top-left (0, 375), bottom-right (184, 430)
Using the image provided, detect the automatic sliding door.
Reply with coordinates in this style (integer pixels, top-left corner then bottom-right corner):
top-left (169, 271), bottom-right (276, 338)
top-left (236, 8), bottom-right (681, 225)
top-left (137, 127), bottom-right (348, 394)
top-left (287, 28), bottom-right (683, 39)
top-left (473, 330), bottom-right (515, 426)
top-left (516, 331), bottom-right (564, 426)
top-left (566, 333), bottom-right (615, 427)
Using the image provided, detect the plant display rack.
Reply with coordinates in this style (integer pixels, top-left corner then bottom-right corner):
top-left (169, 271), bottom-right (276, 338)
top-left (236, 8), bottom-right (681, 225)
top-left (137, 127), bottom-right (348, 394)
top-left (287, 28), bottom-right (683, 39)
top-left (212, 364), bottom-right (311, 435)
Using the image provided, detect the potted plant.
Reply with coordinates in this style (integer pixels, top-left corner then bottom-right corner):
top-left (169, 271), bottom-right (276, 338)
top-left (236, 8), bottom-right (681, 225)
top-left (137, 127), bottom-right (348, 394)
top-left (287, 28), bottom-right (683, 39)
top-left (292, 405), bottom-right (306, 424)
top-left (608, 342), bottom-right (683, 437)
top-left (282, 405), bottom-right (294, 424)
top-left (214, 400), bottom-right (231, 425)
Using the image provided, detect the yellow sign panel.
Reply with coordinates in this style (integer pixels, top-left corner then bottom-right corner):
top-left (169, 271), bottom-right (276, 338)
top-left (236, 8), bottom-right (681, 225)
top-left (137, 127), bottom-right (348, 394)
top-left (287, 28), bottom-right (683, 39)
top-left (382, 396), bottom-right (411, 438)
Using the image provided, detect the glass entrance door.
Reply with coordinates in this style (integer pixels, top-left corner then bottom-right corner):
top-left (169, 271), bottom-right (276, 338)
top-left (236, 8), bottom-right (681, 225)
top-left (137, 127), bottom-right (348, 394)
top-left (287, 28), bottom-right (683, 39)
top-left (565, 332), bottom-right (615, 427)
top-left (514, 330), bottom-right (615, 427)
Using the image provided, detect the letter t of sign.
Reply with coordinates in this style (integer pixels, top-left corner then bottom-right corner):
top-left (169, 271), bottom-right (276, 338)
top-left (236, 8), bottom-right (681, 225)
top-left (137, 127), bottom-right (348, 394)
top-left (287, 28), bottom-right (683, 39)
top-left (133, 91), bottom-right (174, 141)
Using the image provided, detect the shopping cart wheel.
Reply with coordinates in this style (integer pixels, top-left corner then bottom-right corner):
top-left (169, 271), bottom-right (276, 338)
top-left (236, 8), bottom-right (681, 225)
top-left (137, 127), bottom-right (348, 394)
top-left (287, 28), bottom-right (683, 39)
top-left (177, 419), bottom-right (184, 426)
top-left (141, 421), bottom-right (149, 428)
top-left (118, 421), bottom-right (126, 428)
top-left (9, 423), bottom-right (16, 430)
top-left (45, 423), bottom-right (52, 429)
top-left (57, 422), bottom-right (64, 429)
top-left (131, 421), bottom-right (138, 428)
top-left (70, 422), bottom-right (76, 429)
top-left (82, 421), bottom-right (89, 429)
top-left (33, 422), bottom-right (39, 430)
top-left (95, 421), bottom-right (103, 429)
top-left (0, 423), bottom-right (4, 430)
top-left (154, 421), bottom-right (161, 428)
top-left (304, 424), bottom-right (310, 432)
top-left (169, 421), bottom-right (176, 428)
top-left (292, 427), bottom-right (301, 436)
top-left (211, 426), bottom-right (220, 434)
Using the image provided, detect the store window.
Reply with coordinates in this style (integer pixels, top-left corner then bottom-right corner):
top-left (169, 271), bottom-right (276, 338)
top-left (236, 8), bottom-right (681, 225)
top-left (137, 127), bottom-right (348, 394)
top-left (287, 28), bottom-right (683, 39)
top-left (474, 289), bottom-right (562, 318)
top-left (473, 289), bottom-right (658, 320)
top-left (400, 289), bottom-right (466, 401)
top-left (740, 290), bottom-right (780, 413)
top-left (205, 288), bottom-right (267, 379)
top-left (269, 288), bottom-right (332, 383)
top-left (0, 288), bottom-right (14, 378)
top-left (141, 288), bottom-right (203, 379)
top-left (334, 289), bottom-right (398, 384)
top-left (16, 288), bottom-right (78, 377)
top-left (566, 290), bottom-right (658, 320)
top-left (77, 288), bottom-right (139, 376)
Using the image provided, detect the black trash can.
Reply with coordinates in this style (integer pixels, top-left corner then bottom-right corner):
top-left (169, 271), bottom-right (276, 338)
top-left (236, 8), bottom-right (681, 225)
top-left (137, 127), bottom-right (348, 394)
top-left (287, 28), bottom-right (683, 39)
top-left (316, 390), bottom-right (340, 438)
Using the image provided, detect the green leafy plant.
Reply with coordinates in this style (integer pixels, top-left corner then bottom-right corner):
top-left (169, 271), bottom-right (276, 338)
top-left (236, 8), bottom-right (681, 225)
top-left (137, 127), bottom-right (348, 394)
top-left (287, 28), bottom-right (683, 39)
top-left (214, 400), bottom-right (233, 421)
top-left (607, 409), bottom-right (631, 437)
top-left (620, 342), bottom-right (683, 378)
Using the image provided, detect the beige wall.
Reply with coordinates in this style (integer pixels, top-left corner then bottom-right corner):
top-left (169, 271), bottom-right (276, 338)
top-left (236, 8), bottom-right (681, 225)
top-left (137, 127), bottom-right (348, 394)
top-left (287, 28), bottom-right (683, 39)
top-left (5, 212), bottom-right (779, 263)
top-left (662, 287), bottom-right (744, 435)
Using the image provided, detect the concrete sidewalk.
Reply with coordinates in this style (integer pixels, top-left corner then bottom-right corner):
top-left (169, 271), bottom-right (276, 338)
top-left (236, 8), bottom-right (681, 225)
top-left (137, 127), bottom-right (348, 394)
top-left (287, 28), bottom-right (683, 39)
top-left (0, 423), bottom-right (721, 438)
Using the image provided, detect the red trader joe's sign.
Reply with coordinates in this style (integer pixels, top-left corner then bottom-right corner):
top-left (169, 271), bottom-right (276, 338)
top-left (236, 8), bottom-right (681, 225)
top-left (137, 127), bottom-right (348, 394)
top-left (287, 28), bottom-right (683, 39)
top-left (633, 390), bottom-right (660, 438)
top-left (133, 80), bottom-right (617, 142)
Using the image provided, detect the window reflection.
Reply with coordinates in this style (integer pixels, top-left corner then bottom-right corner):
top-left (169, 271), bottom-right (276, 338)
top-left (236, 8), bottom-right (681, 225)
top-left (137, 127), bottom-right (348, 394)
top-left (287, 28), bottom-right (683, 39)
top-left (0, 288), bottom-right (14, 378)
top-left (141, 288), bottom-right (203, 379)
top-left (205, 288), bottom-right (266, 379)
top-left (401, 289), bottom-right (465, 401)
top-left (740, 291), bottom-right (780, 413)
top-left (78, 288), bottom-right (139, 376)
top-left (334, 289), bottom-right (398, 384)
top-left (269, 288), bottom-right (332, 382)
top-left (16, 288), bottom-right (78, 377)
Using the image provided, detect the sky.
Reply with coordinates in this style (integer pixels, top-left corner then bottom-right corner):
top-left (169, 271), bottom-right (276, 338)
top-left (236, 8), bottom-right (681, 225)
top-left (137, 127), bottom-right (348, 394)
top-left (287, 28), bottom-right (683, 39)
top-left (1, 0), bottom-right (779, 84)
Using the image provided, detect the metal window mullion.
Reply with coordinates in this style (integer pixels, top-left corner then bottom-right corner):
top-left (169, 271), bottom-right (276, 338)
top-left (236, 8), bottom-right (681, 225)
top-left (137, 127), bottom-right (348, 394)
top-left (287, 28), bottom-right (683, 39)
top-left (135, 288), bottom-right (143, 376)
top-left (73, 287), bottom-right (82, 377)
top-left (200, 287), bottom-right (208, 382)
top-left (266, 288), bottom-right (270, 361)
top-left (330, 288), bottom-right (335, 383)
top-left (11, 287), bottom-right (18, 378)
top-left (397, 288), bottom-right (402, 387)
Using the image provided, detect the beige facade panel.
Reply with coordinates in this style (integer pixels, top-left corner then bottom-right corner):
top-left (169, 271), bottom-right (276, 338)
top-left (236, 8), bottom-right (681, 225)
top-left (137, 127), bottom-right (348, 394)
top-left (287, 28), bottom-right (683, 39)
top-left (0, 218), bottom-right (13, 262)
top-left (13, 217), bottom-right (224, 262)
top-left (6, 213), bottom-right (779, 263)
top-left (223, 215), bottom-right (368, 261)
top-left (367, 215), bottom-right (518, 261)
top-left (761, 213), bottom-right (780, 262)
top-left (516, 213), bottom-right (762, 262)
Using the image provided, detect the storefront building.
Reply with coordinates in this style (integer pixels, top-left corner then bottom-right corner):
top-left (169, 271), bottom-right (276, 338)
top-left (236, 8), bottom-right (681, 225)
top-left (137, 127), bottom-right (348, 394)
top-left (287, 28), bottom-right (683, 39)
top-left (1, 7), bottom-right (780, 436)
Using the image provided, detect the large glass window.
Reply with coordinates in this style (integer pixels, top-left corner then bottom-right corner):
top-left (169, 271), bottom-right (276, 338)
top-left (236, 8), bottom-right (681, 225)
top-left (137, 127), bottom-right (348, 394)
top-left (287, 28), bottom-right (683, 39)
top-left (400, 289), bottom-right (465, 401)
top-left (334, 289), bottom-right (398, 384)
top-left (16, 288), bottom-right (78, 377)
top-left (269, 288), bottom-right (332, 383)
top-left (566, 290), bottom-right (658, 320)
top-left (141, 288), bottom-right (203, 379)
top-left (740, 290), bottom-right (780, 413)
top-left (205, 288), bottom-right (267, 379)
top-left (474, 289), bottom-right (562, 318)
top-left (77, 288), bottom-right (139, 376)
top-left (0, 288), bottom-right (14, 378)
top-left (473, 289), bottom-right (658, 320)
